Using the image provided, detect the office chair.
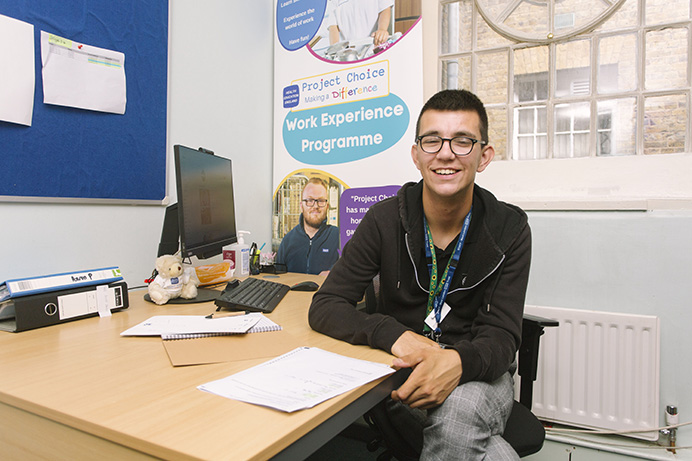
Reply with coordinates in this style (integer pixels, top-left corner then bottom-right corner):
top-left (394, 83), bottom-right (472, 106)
top-left (361, 279), bottom-right (558, 460)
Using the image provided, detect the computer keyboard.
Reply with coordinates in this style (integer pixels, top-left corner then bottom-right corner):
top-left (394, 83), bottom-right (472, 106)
top-left (214, 277), bottom-right (290, 313)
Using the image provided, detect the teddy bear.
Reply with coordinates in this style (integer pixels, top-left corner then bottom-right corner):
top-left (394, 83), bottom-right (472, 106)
top-left (147, 254), bottom-right (199, 305)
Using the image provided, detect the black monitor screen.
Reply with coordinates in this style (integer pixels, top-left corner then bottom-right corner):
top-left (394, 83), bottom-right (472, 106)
top-left (173, 144), bottom-right (237, 260)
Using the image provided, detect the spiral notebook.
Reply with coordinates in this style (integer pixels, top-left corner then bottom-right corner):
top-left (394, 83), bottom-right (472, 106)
top-left (160, 313), bottom-right (281, 340)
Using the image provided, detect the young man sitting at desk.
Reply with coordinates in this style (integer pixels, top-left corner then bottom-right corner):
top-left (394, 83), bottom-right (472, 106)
top-left (309, 90), bottom-right (531, 460)
top-left (276, 177), bottom-right (340, 276)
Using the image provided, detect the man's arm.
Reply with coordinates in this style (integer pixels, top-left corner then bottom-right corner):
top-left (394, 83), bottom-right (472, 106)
top-left (328, 25), bottom-right (340, 44)
top-left (372, 6), bottom-right (392, 46)
top-left (309, 206), bottom-right (410, 351)
top-left (453, 223), bottom-right (532, 384)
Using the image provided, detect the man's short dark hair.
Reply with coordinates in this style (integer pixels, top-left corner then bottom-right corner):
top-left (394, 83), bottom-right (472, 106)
top-left (415, 89), bottom-right (489, 144)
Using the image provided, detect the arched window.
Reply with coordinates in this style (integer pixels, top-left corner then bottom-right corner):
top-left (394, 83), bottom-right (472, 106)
top-left (424, 0), bottom-right (692, 209)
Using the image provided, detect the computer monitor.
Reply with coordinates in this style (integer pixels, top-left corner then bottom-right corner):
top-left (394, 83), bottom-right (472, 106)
top-left (152, 144), bottom-right (238, 303)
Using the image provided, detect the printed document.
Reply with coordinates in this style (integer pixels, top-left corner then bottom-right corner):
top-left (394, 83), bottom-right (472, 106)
top-left (0, 14), bottom-right (35, 126)
top-left (198, 347), bottom-right (395, 412)
top-left (40, 31), bottom-right (126, 114)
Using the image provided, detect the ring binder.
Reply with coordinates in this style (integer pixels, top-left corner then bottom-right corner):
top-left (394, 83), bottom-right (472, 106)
top-left (0, 281), bottom-right (129, 333)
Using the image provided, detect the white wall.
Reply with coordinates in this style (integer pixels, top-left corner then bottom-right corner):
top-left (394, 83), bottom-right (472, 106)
top-left (526, 209), bottom-right (692, 453)
top-left (167, 0), bottom-right (274, 262)
top-left (0, 0), bottom-right (274, 287)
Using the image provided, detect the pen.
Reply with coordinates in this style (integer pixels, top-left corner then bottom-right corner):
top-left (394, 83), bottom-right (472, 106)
top-left (205, 311), bottom-right (248, 319)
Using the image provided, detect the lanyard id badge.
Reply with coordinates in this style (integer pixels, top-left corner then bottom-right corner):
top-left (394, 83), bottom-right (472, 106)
top-left (423, 208), bottom-right (472, 342)
top-left (425, 302), bottom-right (451, 331)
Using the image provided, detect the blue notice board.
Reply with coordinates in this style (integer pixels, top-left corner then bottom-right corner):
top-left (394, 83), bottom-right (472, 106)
top-left (0, 1), bottom-right (168, 202)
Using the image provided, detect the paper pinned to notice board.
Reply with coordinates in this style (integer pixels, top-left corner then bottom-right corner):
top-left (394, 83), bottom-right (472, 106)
top-left (0, 14), bottom-right (35, 126)
top-left (40, 31), bottom-right (127, 114)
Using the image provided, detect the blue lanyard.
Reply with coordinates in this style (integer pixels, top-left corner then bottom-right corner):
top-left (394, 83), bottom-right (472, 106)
top-left (423, 208), bottom-right (472, 340)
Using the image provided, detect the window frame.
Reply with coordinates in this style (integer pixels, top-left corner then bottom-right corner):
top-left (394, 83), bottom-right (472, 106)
top-left (422, 0), bottom-right (692, 210)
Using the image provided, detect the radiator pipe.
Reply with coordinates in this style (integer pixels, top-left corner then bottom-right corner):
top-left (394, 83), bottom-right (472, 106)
top-left (666, 405), bottom-right (678, 454)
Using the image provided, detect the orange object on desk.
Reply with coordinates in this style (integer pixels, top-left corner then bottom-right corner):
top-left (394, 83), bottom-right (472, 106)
top-left (195, 261), bottom-right (234, 286)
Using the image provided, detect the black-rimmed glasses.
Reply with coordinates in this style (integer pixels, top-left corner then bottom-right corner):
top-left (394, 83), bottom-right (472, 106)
top-left (302, 198), bottom-right (328, 208)
top-left (416, 135), bottom-right (487, 156)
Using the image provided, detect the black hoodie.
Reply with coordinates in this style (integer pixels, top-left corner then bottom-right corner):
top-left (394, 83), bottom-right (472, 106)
top-left (309, 180), bottom-right (531, 384)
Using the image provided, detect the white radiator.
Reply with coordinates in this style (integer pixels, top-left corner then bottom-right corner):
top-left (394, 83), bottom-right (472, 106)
top-left (524, 305), bottom-right (660, 441)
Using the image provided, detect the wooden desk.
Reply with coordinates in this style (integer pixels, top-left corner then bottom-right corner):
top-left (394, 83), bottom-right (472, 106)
top-left (0, 274), bottom-right (397, 460)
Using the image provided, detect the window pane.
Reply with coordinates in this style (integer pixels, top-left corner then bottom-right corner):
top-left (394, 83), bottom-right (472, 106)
top-left (573, 133), bottom-right (589, 157)
top-left (477, 50), bottom-right (508, 104)
top-left (517, 137), bottom-right (534, 160)
top-left (476, 10), bottom-right (512, 49)
top-left (555, 102), bottom-right (591, 158)
top-left (598, 131), bottom-right (612, 155)
top-left (514, 105), bottom-right (547, 160)
top-left (537, 107), bottom-right (547, 132)
top-left (555, 40), bottom-right (591, 98)
top-left (596, 0), bottom-right (638, 31)
top-left (502, 1), bottom-right (549, 38)
top-left (598, 112), bottom-right (612, 130)
top-left (518, 109), bottom-right (534, 134)
top-left (514, 46), bottom-right (549, 102)
top-left (598, 34), bottom-right (637, 94)
top-left (597, 98), bottom-right (636, 156)
top-left (574, 107), bottom-right (590, 131)
top-left (646, 0), bottom-right (690, 26)
top-left (441, 56), bottom-right (471, 90)
top-left (487, 107), bottom-right (508, 160)
top-left (536, 79), bottom-right (548, 100)
top-left (644, 94), bottom-right (688, 154)
top-left (536, 135), bottom-right (547, 159)
top-left (555, 134), bottom-right (571, 158)
top-left (515, 81), bottom-right (535, 102)
top-left (646, 28), bottom-right (688, 90)
top-left (555, 105), bottom-right (571, 132)
top-left (441, 1), bottom-right (472, 54)
top-left (557, 0), bottom-right (607, 32)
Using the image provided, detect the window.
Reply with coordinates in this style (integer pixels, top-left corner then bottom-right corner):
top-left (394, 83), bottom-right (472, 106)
top-left (424, 0), bottom-right (692, 209)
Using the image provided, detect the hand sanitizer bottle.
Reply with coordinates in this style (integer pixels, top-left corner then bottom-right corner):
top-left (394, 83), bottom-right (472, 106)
top-left (228, 231), bottom-right (251, 277)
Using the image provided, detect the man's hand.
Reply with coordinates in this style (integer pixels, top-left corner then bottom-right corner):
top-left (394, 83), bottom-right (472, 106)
top-left (390, 332), bottom-right (462, 409)
top-left (373, 7), bottom-right (392, 47)
top-left (371, 29), bottom-right (389, 46)
top-left (390, 330), bottom-right (438, 357)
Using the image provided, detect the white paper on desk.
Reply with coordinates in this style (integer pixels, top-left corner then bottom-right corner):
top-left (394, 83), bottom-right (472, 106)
top-left (0, 14), bottom-right (35, 126)
top-left (40, 30), bottom-right (126, 114)
top-left (160, 313), bottom-right (282, 339)
top-left (197, 347), bottom-right (395, 413)
top-left (120, 315), bottom-right (260, 336)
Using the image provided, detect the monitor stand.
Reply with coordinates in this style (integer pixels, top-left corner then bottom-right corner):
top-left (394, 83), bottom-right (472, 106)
top-left (143, 287), bottom-right (220, 304)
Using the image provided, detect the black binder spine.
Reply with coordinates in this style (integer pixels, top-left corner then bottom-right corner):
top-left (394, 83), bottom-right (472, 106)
top-left (0, 281), bottom-right (129, 333)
